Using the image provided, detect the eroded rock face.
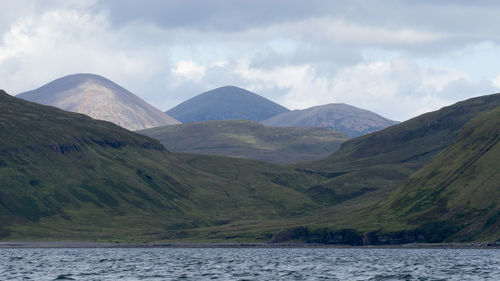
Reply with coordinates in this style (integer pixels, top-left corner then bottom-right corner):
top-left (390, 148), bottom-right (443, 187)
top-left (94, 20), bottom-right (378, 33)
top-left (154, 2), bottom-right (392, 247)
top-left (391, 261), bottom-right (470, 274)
top-left (18, 73), bottom-right (180, 131)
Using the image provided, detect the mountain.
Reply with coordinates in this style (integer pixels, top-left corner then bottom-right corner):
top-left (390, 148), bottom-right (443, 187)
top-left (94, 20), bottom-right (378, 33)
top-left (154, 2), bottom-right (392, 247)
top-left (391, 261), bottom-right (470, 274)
top-left (259, 93), bottom-right (500, 244)
top-left (262, 103), bottom-right (399, 137)
top-left (300, 93), bottom-right (500, 207)
top-left (379, 105), bottom-right (500, 242)
top-left (166, 86), bottom-right (289, 122)
top-left (17, 73), bottom-right (180, 131)
top-left (138, 120), bottom-right (349, 163)
top-left (0, 90), bottom-right (323, 242)
top-left (2, 87), bottom-right (500, 244)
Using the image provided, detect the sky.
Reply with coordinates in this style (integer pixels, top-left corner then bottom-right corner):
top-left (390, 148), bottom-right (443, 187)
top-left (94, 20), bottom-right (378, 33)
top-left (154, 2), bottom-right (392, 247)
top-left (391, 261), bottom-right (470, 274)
top-left (2, 0), bottom-right (500, 121)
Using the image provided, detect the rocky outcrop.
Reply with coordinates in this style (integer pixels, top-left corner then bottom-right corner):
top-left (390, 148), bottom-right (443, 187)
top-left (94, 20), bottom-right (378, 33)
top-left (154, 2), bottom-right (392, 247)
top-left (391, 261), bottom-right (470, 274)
top-left (270, 223), bottom-right (460, 245)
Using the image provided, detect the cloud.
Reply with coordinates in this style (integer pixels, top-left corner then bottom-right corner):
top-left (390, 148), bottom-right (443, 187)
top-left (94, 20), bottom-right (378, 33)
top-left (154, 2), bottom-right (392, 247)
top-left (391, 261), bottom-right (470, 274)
top-left (188, 58), bottom-right (495, 121)
top-left (0, 8), bottom-right (169, 99)
top-left (492, 74), bottom-right (500, 88)
top-left (1, 1), bottom-right (500, 120)
top-left (171, 61), bottom-right (206, 82)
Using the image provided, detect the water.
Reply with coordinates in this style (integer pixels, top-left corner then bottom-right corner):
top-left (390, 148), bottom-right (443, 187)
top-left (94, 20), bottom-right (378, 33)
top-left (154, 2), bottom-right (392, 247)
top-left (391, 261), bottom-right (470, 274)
top-left (0, 247), bottom-right (499, 280)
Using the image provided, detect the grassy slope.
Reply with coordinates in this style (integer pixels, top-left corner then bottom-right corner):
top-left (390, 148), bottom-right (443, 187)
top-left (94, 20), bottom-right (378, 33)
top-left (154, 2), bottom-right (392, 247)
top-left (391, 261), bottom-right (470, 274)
top-left (2, 88), bottom-right (500, 243)
top-left (373, 105), bottom-right (500, 241)
top-left (138, 120), bottom-right (348, 163)
top-left (0, 90), bottom-right (324, 242)
top-left (299, 93), bottom-right (500, 210)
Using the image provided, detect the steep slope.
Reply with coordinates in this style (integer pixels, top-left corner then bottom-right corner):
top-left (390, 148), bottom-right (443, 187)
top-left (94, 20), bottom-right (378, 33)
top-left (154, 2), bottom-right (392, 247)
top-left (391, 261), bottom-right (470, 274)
top-left (0, 90), bottom-right (323, 242)
top-left (262, 103), bottom-right (398, 137)
top-left (166, 86), bottom-right (289, 122)
top-left (268, 94), bottom-right (500, 244)
top-left (17, 73), bottom-right (180, 130)
top-left (300, 93), bottom-right (500, 209)
top-left (379, 105), bottom-right (500, 241)
top-left (138, 120), bottom-right (348, 163)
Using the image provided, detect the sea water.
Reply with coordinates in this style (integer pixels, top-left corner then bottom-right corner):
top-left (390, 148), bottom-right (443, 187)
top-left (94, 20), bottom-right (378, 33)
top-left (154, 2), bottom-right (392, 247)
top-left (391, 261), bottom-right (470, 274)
top-left (1, 247), bottom-right (499, 280)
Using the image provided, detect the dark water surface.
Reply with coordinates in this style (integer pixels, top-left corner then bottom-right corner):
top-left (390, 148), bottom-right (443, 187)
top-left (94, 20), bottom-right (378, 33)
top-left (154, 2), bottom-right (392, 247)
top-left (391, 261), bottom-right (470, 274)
top-left (1, 248), bottom-right (499, 280)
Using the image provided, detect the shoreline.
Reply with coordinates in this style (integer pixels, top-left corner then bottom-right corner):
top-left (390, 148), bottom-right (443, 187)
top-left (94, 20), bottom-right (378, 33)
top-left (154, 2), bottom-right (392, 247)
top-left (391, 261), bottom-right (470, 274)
top-left (1, 241), bottom-right (499, 249)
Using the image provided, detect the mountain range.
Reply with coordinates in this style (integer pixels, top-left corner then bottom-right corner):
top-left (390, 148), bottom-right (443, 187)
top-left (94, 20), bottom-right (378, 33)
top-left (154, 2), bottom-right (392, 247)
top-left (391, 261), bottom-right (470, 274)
top-left (17, 73), bottom-right (180, 131)
top-left (2, 83), bottom-right (500, 244)
top-left (0, 75), bottom-right (500, 245)
top-left (262, 103), bottom-right (399, 137)
top-left (17, 74), bottom-right (398, 139)
top-left (138, 120), bottom-right (348, 163)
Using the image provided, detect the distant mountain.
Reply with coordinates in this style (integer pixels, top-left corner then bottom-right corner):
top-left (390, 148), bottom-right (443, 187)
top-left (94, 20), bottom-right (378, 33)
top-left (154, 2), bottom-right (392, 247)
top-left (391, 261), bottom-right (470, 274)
top-left (17, 73), bottom-right (180, 130)
top-left (262, 103), bottom-right (398, 137)
top-left (166, 86), bottom-right (289, 122)
top-left (138, 120), bottom-right (349, 163)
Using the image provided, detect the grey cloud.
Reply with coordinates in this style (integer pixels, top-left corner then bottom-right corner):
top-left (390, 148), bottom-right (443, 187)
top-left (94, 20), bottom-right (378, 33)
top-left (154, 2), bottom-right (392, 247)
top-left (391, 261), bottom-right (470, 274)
top-left (96, 0), bottom-right (339, 31)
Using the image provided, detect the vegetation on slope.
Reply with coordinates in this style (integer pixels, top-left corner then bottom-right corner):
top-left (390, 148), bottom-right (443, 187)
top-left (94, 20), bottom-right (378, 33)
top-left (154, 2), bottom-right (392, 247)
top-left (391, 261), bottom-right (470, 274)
top-left (300, 93), bottom-right (500, 207)
top-left (377, 105), bottom-right (500, 241)
top-left (0, 90), bottom-right (324, 242)
top-left (267, 94), bottom-right (500, 244)
top-left (138, 120), bottom-right (348, 163)
top-left (2, 88), bottom-right (500, 244)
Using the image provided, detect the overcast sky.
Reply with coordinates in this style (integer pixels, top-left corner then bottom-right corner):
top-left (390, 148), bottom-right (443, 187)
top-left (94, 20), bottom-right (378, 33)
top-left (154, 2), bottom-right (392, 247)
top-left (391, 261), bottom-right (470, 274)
top-left (2, 0), bottom-right (500, 121)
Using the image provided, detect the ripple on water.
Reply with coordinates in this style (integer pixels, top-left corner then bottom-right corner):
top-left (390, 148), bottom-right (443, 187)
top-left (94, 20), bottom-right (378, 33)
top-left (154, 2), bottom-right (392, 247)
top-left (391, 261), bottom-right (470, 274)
top-left (0, 248), bottom-right (499, 280)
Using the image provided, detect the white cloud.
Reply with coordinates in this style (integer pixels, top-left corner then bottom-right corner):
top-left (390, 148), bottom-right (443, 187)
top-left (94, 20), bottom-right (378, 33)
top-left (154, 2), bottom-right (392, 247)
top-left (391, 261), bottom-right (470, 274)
top-left (492, 75), bottom-right (500, 90)
top-left (199, 58), bottom-right (496, 121)
top-left (1, 1), bottom-right (499, 121)
top-left (291, 18), bottom-right (445, 46)
top-left (171, 60), bottom-right (206, 82)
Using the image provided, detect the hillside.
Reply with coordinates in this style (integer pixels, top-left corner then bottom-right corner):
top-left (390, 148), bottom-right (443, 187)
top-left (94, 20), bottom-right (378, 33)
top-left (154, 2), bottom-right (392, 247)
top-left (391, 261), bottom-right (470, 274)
top-left (293, 93), bottom-right (500, 227)
top-left (166, 86), bottom-right (289, 122)
top-left (262, 103), bottom-right (398, 137)
top-left (3, 87), bottom-right (500, 244)
top-left (17, 73), bottom-right (180, 130)
top-left (377, 105), bottom-right (500, 241)
top-left (0, 90), bottom-right (324, 242)
top-left (138, 120), bottom-right (348, 163)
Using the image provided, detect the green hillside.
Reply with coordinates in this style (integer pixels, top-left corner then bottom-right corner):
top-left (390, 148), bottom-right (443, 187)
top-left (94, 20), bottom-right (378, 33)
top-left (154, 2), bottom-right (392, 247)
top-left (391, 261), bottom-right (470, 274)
top-left (0, 90), bottom-right (324, 242)
top-left (267, 95), bottom-right (500, 244)
top-left (300, 93), bottom-right (500, 207)
top-left (2, 88), bottom-right (500, 244)
top-left (377, 105), bottom-right (500, 241)
top-left (138, 120), bottom-right (348, 163)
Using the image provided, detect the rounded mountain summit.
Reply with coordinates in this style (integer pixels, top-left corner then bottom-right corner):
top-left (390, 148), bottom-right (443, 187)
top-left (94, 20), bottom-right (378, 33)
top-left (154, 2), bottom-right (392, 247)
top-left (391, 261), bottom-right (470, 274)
top-left (17, 73), bottom-right (180, 131)
top-left (166, 86), bottom-right (289, 122)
